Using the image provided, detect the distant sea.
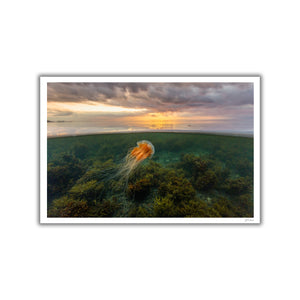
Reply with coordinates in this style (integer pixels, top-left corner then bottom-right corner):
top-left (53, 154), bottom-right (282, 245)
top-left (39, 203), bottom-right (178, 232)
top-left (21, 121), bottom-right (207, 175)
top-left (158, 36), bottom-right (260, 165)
top-left (47, 121), bottom-right (253, 138)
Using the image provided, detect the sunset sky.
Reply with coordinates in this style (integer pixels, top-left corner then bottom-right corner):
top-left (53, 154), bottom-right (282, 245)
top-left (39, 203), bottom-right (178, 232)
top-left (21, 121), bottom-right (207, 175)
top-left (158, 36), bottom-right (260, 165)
top-left (47, 82), bottom-right (253, 134)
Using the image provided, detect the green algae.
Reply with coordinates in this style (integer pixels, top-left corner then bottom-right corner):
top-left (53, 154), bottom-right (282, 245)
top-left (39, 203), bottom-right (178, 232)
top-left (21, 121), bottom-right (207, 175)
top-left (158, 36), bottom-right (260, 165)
top-left (47, 132), bottom-right (253, 218)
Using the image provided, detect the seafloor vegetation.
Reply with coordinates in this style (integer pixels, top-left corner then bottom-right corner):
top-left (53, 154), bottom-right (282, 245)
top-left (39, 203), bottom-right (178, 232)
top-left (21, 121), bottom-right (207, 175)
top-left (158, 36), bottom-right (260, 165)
top-left (47, 132), bottom-right (253, 218)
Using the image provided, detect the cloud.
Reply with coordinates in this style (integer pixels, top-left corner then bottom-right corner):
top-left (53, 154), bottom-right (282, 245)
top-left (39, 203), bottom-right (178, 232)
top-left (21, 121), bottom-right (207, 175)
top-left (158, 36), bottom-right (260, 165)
top-left (47, 82), bottom-right (253, 114)
top-left (47, 109), bottom-right (73, 118)
top-left (47, 82), bottom-right (253, 132)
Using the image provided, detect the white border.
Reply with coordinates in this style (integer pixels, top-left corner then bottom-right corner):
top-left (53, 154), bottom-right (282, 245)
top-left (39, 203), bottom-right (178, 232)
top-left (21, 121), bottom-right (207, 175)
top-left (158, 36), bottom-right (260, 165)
top-left (40, 76), bottom-right (260, 224)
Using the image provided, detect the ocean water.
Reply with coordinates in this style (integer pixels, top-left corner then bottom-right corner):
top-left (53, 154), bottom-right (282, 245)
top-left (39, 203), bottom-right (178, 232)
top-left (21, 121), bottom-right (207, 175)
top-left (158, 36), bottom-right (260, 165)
top-left (47, 121), bottom-right (253, 137)
top-left (47, 132), bottom-right (254, 218)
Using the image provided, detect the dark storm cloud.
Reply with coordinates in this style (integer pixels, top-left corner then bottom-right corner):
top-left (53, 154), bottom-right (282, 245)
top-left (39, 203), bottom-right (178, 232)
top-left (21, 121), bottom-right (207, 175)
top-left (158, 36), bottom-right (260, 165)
top-left (48, 82), bottom-right (118, 102)
top-left (47, 82), bottom-right (253, 113)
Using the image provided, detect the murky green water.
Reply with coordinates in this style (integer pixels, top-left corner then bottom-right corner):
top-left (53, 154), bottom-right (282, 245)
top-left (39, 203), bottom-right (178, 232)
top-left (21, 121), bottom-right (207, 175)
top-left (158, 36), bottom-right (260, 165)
top-left (47, 132), bottom-right (253, 218)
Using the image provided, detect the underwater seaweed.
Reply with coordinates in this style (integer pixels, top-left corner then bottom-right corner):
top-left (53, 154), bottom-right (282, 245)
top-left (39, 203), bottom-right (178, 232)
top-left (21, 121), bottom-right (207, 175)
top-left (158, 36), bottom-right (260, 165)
top-left (47, 133), bottom-right (254, 218)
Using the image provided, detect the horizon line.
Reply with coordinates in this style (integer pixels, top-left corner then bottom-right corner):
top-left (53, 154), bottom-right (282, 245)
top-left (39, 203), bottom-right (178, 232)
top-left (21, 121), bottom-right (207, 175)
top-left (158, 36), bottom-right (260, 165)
top-left (47, 129), bottom-right (254, 139)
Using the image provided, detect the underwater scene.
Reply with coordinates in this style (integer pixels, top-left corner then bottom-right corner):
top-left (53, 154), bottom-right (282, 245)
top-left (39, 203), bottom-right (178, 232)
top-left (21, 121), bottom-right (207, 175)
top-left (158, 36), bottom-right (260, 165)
top-left (47, 132), bottom-right (253, 218)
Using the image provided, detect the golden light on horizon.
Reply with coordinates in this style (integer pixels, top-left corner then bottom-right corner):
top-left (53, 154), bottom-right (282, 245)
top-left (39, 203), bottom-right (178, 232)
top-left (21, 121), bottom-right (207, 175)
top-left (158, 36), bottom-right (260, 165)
top-left (123, 112), bottom-right (231, 130)
top-left (48, 101), bottom-right (146, 114)
top-left (47, 101), bottom-right (232, 131)
top-left (129, 112), bottom-right (229, 124)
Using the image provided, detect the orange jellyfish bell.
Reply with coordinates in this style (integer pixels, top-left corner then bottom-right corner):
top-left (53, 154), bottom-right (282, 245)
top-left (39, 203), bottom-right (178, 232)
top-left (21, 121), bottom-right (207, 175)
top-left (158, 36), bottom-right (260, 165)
top-left (130, 140), bottom-right (155, 162)
top-left (115, 140), bottom-right (155, 184)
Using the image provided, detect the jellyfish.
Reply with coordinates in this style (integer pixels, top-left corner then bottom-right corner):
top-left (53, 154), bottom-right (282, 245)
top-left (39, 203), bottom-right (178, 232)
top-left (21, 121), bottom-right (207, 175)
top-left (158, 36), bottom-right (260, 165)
top-left (86, 140), bottom-right (155, 201)
top-left (115, 140), bottom-right (155, 184)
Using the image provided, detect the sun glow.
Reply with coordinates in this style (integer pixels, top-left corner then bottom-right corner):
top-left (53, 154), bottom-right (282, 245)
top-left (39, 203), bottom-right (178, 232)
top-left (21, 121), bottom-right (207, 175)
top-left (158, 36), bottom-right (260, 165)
top-left (127, 112), bottom-right (229, 126)
top-left (48, 101), bottom-right (146, 114)
top-left (132, 112), bottom-right (180, 123)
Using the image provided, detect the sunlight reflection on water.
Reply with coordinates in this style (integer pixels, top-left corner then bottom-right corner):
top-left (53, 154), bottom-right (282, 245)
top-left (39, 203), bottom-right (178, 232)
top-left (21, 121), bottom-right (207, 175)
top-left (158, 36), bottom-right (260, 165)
top-left (47, 121), bottom-right (252, 137)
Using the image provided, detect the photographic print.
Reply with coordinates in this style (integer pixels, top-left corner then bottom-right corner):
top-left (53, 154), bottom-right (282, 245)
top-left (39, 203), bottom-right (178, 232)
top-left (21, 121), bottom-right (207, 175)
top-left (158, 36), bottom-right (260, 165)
top-left (40, 77), bottom-right (260, 223)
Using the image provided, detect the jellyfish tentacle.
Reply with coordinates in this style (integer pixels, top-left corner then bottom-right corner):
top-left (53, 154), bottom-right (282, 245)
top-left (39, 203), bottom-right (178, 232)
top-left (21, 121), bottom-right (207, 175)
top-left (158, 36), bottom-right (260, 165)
top-left (101, 140), bottom-right (155, 194)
